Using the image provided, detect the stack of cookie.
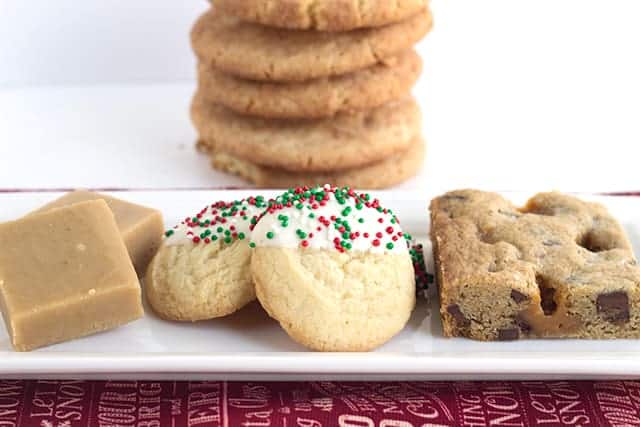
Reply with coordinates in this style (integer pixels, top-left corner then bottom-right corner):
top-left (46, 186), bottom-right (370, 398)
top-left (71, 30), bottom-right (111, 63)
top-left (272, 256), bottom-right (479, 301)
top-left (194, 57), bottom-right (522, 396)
top-left (190, 0), bottom-right (433, 188)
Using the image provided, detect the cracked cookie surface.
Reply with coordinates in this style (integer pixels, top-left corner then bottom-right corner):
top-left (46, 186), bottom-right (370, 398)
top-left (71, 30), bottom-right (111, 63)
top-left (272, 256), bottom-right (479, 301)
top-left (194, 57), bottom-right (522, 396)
top-left (201, 137), bottom-right (425, 189)
top-left (191, 94), bottom-right (421, 173)
top-left (250, 186), bottom-right (416, 351)
top-left (430, 190), bottom-right (640, 341)
top-left (197, 50), bottom-right (422, 119)
top-left (216, 0), bottom-right (429, 31)
top-left (191, 6), bottom-right (432, 82)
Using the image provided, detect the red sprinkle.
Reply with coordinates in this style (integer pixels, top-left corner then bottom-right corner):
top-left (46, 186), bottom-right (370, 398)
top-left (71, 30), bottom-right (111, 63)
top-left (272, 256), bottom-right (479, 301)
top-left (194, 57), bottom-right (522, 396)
top-left (301, 240), bottom-right (309, 248)
top-left (192, 236), bottom-right (201, 243)
top-left (376, 232), bottom-right (383, 238)
top-left (378, 218), bottom-right (384, 223)
top-left (372, 239), bottom-right (381, 247)
top-left (386, 226), bottom-right (394, 234)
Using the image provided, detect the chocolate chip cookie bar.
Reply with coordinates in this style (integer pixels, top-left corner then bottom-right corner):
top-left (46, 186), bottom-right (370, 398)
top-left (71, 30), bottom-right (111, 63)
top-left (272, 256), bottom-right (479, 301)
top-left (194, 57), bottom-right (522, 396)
top-left (430, 190), bottom-right (640, 341)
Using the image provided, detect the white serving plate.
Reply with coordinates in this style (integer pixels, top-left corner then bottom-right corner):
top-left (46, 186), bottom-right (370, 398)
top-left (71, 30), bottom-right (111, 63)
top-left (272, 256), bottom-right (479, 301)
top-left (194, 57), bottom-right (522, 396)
top-left (0, 189), bottom-right (639, 380)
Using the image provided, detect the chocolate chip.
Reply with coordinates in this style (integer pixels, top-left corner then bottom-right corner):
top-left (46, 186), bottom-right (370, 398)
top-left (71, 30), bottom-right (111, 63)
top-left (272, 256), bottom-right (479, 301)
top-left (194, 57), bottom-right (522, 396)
top-left (498, 328), bottom-right (519, 341)
top-left (597, 292), bottom-right (630, 324)
top-left (511, 289), bottom-right (529, 304)
top-left (516, 317), bottom-right (532, 335)
top-left (540, 287), bottom-right (557, 316)
top-left (536, 275), bottom-right (558, 316)
top-left (447, 304), bottom-right (470, 327)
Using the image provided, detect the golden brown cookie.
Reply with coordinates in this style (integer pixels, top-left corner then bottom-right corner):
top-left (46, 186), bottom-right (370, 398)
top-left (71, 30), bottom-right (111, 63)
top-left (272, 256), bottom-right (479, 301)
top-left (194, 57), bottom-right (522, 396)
top-left (250, 186), bottom-right (416, 351)
top-left (430, 190), bottom-right (640, 341)
top-left (192, 94), bottom-right (421, 172)
top-left (216, 0), bottom-right (429, 32)
top-left (145, 198), bottom-right (268, 321)
top-left (197, 50), bottom-right (422, 119)
top-left (201, 138), bottom-right (425, 189)
top-left (191, 7), bottom-right (432, 82)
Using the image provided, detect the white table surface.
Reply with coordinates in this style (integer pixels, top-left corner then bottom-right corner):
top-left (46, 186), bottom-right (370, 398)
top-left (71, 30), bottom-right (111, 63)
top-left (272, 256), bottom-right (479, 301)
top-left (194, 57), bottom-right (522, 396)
top-left (1, 0), bottom-right (639, 192)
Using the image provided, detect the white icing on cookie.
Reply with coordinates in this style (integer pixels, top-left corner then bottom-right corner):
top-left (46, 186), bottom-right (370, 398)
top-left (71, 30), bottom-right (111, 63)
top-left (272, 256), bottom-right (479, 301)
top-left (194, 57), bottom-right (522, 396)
top-left (164, 197), bottom-right (268, 246)
top-left (251, 185), bottom-right (410, 255)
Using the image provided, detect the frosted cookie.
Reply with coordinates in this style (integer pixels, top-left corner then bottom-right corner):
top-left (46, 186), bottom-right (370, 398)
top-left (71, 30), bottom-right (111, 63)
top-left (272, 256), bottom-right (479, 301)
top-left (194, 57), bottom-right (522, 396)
top-left (197, 50), bottom-right (422, 119)
top-left (250, 185), bottom-right (416, 351)
top-left (191, 7), bottom-right (432, 82)
top-left (216, 0), bottom-right (429, 32)
top-left (191, 95), bottom-right (421, 173)
top-left (145, 197), bottom-right (268, 321)
top-left (204, 138), bottom-right (425, 189)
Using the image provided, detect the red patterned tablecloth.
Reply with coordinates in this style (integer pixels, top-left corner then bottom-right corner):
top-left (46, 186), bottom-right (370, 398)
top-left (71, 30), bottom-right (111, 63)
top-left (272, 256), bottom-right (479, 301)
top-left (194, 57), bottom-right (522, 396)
top-left (2, 380), bottom-right (640, 426)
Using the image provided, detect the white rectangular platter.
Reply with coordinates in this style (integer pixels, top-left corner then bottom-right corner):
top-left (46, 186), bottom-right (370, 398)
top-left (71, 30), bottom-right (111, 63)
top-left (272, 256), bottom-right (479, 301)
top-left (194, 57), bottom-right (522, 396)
top-left (1, 189), bottom-right (639, 381)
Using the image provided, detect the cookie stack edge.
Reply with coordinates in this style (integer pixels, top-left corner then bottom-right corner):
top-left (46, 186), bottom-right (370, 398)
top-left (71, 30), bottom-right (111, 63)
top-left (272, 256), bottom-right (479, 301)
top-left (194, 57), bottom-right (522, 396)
top-left (190, 1), bottom-right (433, 188)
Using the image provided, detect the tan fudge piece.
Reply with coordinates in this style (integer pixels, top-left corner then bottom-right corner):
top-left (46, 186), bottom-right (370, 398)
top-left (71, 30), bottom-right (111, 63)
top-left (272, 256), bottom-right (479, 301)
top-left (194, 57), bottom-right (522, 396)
top-left (430, 190), bottom-right (640, 341)
top-left (0, 200), bottom-right (144, 351)
top-left (31, 191), bottom-right (164, 275)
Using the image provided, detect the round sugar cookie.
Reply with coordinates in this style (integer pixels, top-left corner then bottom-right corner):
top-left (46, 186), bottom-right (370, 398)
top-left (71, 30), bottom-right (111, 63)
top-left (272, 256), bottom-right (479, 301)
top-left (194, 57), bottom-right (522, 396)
top-left (191, 95), bottom-right (421, 173)
top-left (216, 0), bottom-right (430, 32)
top-left (197, 50), bottom-right (422, 119)
top-left (202, 137), bottom-right (425, 189)
top-left (250, 185), bottom-right (416, 351)
top-left (191, 7), bottom-right (432, 82)
top-left (145, 197), bottom-right (269, 321)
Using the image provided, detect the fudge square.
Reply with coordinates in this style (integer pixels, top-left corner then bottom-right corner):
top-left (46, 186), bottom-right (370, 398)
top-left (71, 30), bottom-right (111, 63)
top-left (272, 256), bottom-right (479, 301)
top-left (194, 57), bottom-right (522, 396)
top-left (30, 190), bottom-right (164, 275)
top-left (430, 190), bottom-right (640, 341)
top-left (0, 200), bottom-right (144, 351)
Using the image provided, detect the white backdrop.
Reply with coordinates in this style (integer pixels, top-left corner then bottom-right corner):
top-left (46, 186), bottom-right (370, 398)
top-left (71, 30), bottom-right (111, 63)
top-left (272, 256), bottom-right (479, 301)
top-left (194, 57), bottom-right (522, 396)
top-left (1, 0), bottom-right (639, 190)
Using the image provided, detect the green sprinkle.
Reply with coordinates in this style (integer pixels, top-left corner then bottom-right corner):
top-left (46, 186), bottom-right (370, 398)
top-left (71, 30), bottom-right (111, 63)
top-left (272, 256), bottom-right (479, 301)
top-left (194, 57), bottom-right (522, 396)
top-left (386, 242), bottom-right (395, 250)
top-left (165, 230), bottom-right (174, 237)
top-left (249, 242), bottom-right (256, 248)
top-left (266, 232), bottom-right (275, 239)
top-left (224, 237), bottom-right (232, 244)
top-left (308, 213), bottom-right (315, 219)
top-left (296, 203), bottom-right (304, 210)
top-left (345, 242), bottom-right (352, 250)
top-left (391, 218), bottom-right (396, 224)
top-left (341, 207), bottom-right (351, 216)
top-left (217, 227), bottom-right (223, 233)
top-left (342, 231), bottom-right (350, 240)
top-left (358, 218), bottom-right (365, 224)
top-left (224, 230), bottom-right (231, 236)
top-left (356, 203), bottom-right (363, 210)
top-left (211, 235), bottom-right (218, 241)
top-left (251, 218), bottom-right (258, 225)
top-left (238, 232), bottom-right (246, 240)
top-left (200, 232), bottom-right (207, 239)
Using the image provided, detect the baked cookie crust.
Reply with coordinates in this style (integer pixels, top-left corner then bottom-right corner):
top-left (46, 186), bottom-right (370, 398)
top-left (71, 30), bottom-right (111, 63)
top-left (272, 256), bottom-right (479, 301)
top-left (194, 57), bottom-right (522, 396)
top-left (216, 0), bottom-right (429, 32)
top-left (197, 50), bottom-right (422, 119)
top-left (191, 7), bottom-right (432, 81)
top-left (191, 94), bottom-right (421, 173)
top-left (430, 190), bottom-right (640, 341)
top-left (202, 138), bottom-right (425, 189)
